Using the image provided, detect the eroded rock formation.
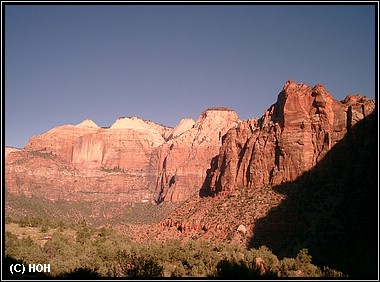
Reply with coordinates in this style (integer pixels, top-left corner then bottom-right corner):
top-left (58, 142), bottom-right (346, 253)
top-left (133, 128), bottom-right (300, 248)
top-left (5, 80), bottom-right (374, 204)
top-left (5, 109), bottom-right (240, 203)
top-left (201, 80), bottom-right (375, 196)
top-left (154, 108), bottom-right (240, 202)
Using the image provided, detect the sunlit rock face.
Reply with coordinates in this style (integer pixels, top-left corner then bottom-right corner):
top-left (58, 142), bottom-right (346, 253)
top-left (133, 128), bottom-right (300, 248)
top-left (5, 109), bottom-right (240, 203)
top-left (164, 118), bottom-right (195, 141)
top-left (154, 108), bottom-right (240, 202)
top-left (6, 117), bottom-right (171, 202)
top-left (5, 146), bottom-right (21, 156)
top-left (5, 81), bottom-right (374, 203)
top-left (201, 80), bottom-right (375, 196)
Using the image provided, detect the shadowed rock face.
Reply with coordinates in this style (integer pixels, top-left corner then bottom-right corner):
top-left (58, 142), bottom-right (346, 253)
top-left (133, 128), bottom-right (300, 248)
top-left (249, 109), bottom-right (378, 278)
top-left (200, 80), bottom-right (375, 196)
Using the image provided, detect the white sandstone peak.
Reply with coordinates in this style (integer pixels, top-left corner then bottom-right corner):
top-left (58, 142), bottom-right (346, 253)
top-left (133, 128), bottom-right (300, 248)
top-left (76, 119), bottom-right (99, 128)
top-left (110, 116), bottom-right (150, 130)
top-left (109, 116), bottom-right (166, 147)
top-left (164, 118), bottom-right (195, 140)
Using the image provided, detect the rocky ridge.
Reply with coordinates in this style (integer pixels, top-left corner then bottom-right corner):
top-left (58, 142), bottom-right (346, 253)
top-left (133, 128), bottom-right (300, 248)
top-left (154, 108), bottom-right (240, 202)
top-left (201, 80), bottom-right (375, 196)
top-left (5, 81), bottom-right (375, 205)
top-left (5, 146), bottom-right (21, 156)
top-left (5, 109), bottom-right (240, 203)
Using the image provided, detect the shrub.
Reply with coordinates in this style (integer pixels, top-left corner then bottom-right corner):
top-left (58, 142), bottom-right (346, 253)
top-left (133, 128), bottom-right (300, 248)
top-left (116, 249), bottom-right (164, 277)
top-left (215, 258), bottom-right (277, 278)
top-left (76, 226), bottom-right (92, 244)
top-left (295, 248), bottom-right (322, 277)
top-left (246, 245), bottom-right (280, 274)
top-left (40, 223), bottom-right (49, 233)
top-left (322, 266), bottom-right (347, 277)
top-left (58, 267), bottom-right (100, 278)
top-left (279, 257), bottom-right (297, 276)
top-left (280, 249), bottom-right (322, 277)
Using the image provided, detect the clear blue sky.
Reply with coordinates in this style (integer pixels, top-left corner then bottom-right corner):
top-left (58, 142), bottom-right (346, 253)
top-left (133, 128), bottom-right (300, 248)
top-left (5, 4), bottom-right (376, 148)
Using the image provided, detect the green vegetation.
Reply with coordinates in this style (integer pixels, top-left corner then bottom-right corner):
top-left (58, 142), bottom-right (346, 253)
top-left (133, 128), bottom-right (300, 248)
top-left (5, 217), bottom-right (346, 278)
top-left (123, 202), bottom-right (180, 224)
top-left (28, 149), bottom-right (56, 159)
top-left (100, 166), bottom-right (126, 173)
top-left (5, 192), bottom-right (180, 226)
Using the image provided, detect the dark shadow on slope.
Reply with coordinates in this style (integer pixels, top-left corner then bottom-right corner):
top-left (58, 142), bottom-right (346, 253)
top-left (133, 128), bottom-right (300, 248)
top-left (199, 155), bottom-right (220, 197)
top-left (249, 111), bottom-right (378, 278)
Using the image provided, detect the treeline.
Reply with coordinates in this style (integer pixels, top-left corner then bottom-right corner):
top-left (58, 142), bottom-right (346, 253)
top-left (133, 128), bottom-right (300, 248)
top-left (5, 218), bottom-right (345, 278)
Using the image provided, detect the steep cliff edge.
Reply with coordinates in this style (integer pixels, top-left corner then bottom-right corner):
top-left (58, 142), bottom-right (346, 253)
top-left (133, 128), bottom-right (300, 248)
top-left (154, 108), bottom-right (240, 202)
top-left (201, 80), bottom-right (375, 196)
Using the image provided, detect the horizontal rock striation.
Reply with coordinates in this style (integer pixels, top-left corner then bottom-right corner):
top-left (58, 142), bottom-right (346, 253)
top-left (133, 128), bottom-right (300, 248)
top-left (5, 110), bottom-right (240, 203)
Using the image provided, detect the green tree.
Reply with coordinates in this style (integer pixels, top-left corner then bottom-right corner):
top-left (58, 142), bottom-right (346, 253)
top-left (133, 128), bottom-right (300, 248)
top-left (58, 267), bottom-right (100, 278)
top-left (246, 245), bottom-right (280, 274)
top-left (116, 249), bottom-right (163, 277)
top-left (76, 226), bottom-right (92, 244)
top-left (14, 236), bottom-right (48, 265)
top-left (215, 258), bottom-right (276, 278)
top-left (295, 248), bottom-right (322, 277)
top-left (322, 266), bottom-right (346, 277)
top-left (5, 232), bottom-right (20, 258)
top-left (43, 232), bottom-right (71, 259)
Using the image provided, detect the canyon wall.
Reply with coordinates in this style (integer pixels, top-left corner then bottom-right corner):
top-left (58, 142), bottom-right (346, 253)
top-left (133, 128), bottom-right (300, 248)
top-left (5, 80), bottom-right (374, 203)
top-left (200, 80), bottom-right (375, 196)
top-left (5, 109), bottom-right (240, 203)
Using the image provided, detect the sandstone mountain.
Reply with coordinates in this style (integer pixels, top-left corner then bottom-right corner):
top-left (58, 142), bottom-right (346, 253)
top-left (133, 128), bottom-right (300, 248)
top-left (5, 109), bottom-right (240, 203)
top-left (5, 81), bottom-right (375, 205)
top-left (154, 108), bottom-right (240, 202)
top-left (149, 80), bottom-right (376, 241)
top-left (200, 80), bottom-right (375, 196)
top-left (145, 97), bottom-right (377, 278)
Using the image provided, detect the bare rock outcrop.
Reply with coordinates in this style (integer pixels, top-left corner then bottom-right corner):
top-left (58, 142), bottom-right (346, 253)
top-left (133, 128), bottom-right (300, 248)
top-left (154, 108), bottom-right (240, 202)
top-left (5, 146), bottom-right (21, 156)
top-left (5, 109), bottom-right (240, 203)
top-left (5, 117), bottom-right (172, 202)
top-left (164, 118), bottom-right (195, 140)
top-left (5, 81), bottom-right (374, 204)
top-left (202, 80), bottom-right (375, 195)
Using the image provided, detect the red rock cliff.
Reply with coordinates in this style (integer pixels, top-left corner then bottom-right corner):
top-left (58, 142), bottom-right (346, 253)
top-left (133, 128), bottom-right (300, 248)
top-left (5, 81), bottom-right (374, 203)
top-left (201, 80), bottom-right (375, 195)
top-left (5, 117), bottom-right (171, 202)
top-left (154, 108), bottom-right (240, 202)
top-left (5, 109), bottom-right (240, 203)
